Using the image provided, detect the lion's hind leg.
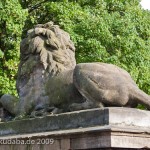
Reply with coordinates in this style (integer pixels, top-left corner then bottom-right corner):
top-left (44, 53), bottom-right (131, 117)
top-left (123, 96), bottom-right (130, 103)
top-left (69, 99), bottom-right (104, 111)
top-left (69, 83), bottom-right (104, 111)
top-left (73, 63), bottom-right (130, 108)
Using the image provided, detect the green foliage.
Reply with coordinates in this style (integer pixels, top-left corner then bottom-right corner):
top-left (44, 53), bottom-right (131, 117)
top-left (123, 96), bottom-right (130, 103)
top-left (22, 0), bottom-right (149, 94)
top-left (0, 0), bottom-right (150, 96)
top-left (0, 0), bottom-right (28, 96)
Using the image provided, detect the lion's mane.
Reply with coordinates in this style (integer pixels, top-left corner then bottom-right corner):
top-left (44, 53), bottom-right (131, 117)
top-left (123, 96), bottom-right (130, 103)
top-left (19, 22), bottom-right (76, 77)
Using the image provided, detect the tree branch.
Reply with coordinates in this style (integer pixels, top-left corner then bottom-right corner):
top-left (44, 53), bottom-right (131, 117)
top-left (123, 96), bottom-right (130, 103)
top-left (28, 0), bottom-right (62, 13)
top-left (28, 0), bottom-right (48, 12)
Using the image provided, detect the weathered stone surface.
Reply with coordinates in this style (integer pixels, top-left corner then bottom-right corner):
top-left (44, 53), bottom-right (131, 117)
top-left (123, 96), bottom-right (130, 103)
top-left (0, 108), bottom-right (150, 149)
top-left (0, 21), bottom-right (150, 119)
top-left (0, 107), bottom-right (150, 136)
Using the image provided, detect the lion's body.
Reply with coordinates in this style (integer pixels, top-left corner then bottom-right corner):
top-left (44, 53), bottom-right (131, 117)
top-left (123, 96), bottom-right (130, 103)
top-left (0, 22), bottom-right (150, 118)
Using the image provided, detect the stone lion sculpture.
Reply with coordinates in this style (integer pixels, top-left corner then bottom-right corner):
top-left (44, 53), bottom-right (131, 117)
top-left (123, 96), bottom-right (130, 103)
top-left (0, 22), bottom-right (150, 119)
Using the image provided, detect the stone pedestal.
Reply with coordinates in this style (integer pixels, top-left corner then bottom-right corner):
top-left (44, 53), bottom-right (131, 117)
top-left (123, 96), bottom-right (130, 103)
top-left (0, 107), bottom-right (150, 149)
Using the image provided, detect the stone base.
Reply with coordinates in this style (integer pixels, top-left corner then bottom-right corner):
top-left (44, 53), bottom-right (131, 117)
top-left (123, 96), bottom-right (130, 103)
top-left (0, 107), bottom-right (150, 149)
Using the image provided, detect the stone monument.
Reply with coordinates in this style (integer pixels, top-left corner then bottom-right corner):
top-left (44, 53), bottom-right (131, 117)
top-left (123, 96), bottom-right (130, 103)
top-left (0, 22), bottom-right (150, 149)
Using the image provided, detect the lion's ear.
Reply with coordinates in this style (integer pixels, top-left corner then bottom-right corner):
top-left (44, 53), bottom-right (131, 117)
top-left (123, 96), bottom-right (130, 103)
top-left (44, 21), bottom-right (54, 28)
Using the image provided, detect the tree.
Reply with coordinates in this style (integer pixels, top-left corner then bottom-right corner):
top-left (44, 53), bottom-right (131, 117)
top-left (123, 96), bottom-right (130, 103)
top-left (0, 0), bottom-right (150, 97)
top-left (0, 0), bottom-right (28, 96)
top-left (21, 0), bottom-right (150, 94)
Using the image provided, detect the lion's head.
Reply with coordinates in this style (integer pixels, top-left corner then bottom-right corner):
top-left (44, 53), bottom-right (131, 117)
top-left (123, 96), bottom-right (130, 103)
top-left (19, 22), bottom-right (76, 77)
top-left (15, 22), bottom-right (77, 113)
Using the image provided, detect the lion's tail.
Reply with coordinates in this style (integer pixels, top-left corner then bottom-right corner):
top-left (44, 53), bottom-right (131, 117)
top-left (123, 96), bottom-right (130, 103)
top-left (130, 87), bottom-right (150, 110)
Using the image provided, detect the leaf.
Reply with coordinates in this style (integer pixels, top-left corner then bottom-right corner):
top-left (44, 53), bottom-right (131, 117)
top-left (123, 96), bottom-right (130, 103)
top-left (0, 50), bottom-right (4, 58)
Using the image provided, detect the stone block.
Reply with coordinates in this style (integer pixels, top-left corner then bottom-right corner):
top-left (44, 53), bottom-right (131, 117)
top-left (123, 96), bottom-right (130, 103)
top-left (0, 107), bottom-right (150, 149)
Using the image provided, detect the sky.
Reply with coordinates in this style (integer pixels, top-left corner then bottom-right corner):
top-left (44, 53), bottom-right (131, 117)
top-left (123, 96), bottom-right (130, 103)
top-left (140, 0), bottom-right (150, 10)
